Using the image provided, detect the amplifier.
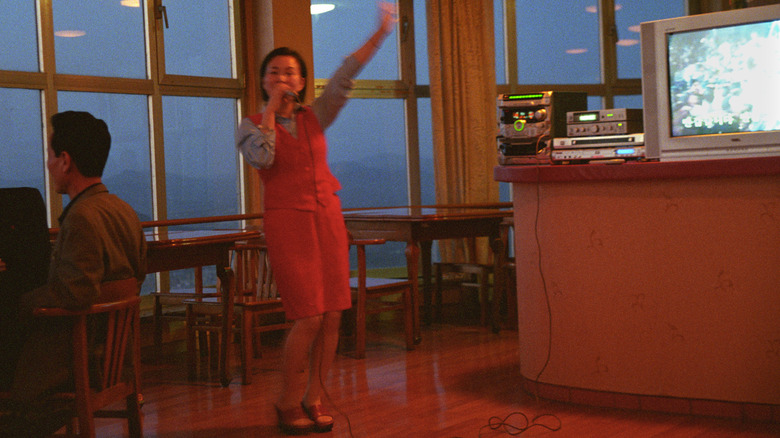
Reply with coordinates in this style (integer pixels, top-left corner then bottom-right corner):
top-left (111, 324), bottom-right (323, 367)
top-left (498, 140), bottom-right (552, 165)
top-left (553, 132), bottom-right (644, 149)
top-left (551, 145), bottom-right (645, 164)
top-left (567, 108), bottom-right (643, 137)
top-left (552, 133), bottom-right (645, 164)
top-left (498, 91), bottom-right (587, 141)
top-left (497, 91), bottom-right (587, 164)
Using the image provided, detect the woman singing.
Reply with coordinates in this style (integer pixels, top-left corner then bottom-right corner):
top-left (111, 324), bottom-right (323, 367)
top-left (236, 3), bottom-right (397, 434)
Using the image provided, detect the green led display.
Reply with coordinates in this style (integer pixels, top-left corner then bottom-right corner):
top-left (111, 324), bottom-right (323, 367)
top-left (505, 93), bottom-right (545, 100)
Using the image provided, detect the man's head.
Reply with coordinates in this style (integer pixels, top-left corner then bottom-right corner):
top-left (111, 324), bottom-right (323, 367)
top-left (47, 111), bottom-right (111, 195)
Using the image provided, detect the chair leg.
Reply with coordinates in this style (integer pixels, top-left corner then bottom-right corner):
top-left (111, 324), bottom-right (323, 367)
top-left (252, 317), bottom-right (264, 359)
top-left (153, 296), bottom-right (163, 350)
top-left (404, 288), bottom-right (415, 352)
top-left (241, 310), bottom-right (251, 385)
top-left (125, 393), bottom-right (143, 438)
top-left (479, 268), bottom-right (490, 328)
top-left (434, 264), bottom-right (444, 323)
top-left (356, 294), bottom-right (366, 360)
top-left (185, 306), bottom-right (197, 381)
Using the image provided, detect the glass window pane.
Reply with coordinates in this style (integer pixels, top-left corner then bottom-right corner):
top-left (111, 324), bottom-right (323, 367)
top-left (58, 92), bottom-right (153, 222)
top-left (499, 182), bottom-right (511, 202)
top-left (162, 96), bottom-right (239, 221)
top-left (615, 1), bottom-right (685, 79)
top-left (325, 99), bottom-right (408, 209)
top-left (414, 0), bottom-right (429, 85)
top-left (0, 2), bottom-right (38, 72)
top-left (350, 239), bottom-right (409, 271)
top-left (52, 0), bottom-right (146, 78)
top-left (0, 89), bottom-right (45, 194)
top-left (588, 95), bottom-right (602, 110)
top-left (494, 0), bottom-right (506, 84)
top-left (58, 91), bottom-right (154, 295)
top-left (418, 98), bottom-right (435, 205)
top-left (614, 94), bottom-right (643, 109)
top-left (311, 1), bottom-right (399, 79)
top-left (515, 0), bottom-right (600, 84)
top-left (162, 0), bottom-right (233, 78)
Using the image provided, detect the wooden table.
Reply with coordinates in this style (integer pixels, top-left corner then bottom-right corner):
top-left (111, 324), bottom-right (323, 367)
top-left (145, 228), bottom-right (262, 386)
top-left (342, 206), bottom-right (513, 340)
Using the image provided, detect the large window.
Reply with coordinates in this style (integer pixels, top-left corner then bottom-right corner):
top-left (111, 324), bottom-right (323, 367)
top-left (500, 0), bottom-right (686, 109)
top-left (311, 0), bottom-right (691, 269)
top-left (2, 0), bottom-right (699, 278)
top-left (0, 1), bottom-right (244, 293)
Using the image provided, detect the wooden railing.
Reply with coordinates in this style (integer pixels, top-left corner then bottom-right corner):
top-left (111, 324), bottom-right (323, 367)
top-left (48, 202), bottom-right (512, 238)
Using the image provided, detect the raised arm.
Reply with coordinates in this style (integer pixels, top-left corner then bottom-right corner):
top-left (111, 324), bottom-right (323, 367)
top-left (313, 2), bottom-right (398, 129)
top-left (352, 2), bottom-right (398, 66)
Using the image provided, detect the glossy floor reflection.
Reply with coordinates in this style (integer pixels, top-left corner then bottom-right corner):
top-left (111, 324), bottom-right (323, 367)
top-left (93, 312), bottom-right (778, 438)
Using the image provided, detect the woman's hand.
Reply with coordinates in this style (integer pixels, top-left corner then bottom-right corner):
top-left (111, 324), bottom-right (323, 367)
top-left (377, 2), bottom-right (399, 36)
top-left (266, 82), bottom-right (298, 116)
top-left (266, 86), bottom-right (299, 114)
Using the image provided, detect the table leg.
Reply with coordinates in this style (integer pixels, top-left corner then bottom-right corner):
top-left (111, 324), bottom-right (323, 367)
top-left (490, 225), bottom-right (508, 333)
top-left (405, 241), bottom-right (422, 343)
top-left (217, 265), bottom-right (234, 387)
top-left (420, 241), bottom-right (433, 327)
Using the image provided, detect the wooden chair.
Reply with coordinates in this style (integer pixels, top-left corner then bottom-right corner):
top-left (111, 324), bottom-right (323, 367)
top-left (0, 278), bottom-right (143, 438)
top-left (342, 237), bottom-right (415, 359)
top-left (434, 237), bottom-right (494, 330)
top-left (185, 242), bottom-right (290, 385)
top-left (434, 261), bottom-right (493, 326)
top-left (233, 243), bottom-right (291, 384)
top-left (150, 266), bottom-right (220, 349)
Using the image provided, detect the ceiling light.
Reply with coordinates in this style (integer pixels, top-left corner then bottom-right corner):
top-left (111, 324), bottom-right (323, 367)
top-left (566, 48), bottom-right (588, 54)
top-left (55, 30), bottom-right (86, 38)
top-left (586, 4), bottom-right (623, 13)
top-left (617, 39), bottom-right (639, 47)
top-left (311, 4), bottom-right (335, 15)
top-left (120, 0), bottom-right (140, 7)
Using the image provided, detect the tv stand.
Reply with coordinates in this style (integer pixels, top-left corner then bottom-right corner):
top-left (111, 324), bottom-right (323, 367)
top-left (494, 156), bottom-right (780, 420)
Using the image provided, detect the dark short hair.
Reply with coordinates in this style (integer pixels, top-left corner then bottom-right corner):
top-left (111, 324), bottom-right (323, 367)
top-left (50, 111), bottom-right (111, 178)
top-left (259, 47), bottom-right (308, 102)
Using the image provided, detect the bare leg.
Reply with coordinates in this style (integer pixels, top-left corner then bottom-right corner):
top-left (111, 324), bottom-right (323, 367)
top-left (277, 315), bottom-right (322, 428)
top-left (304, 310), bottom-right (342, 407)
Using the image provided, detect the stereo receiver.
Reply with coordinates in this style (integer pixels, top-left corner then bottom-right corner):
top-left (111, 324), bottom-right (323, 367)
top-left (567, 108), bottom-right (643, 137)
top-left (551, 133), bottom-right (645, 164)
top-left (497, 91), bottom-right (587, 165)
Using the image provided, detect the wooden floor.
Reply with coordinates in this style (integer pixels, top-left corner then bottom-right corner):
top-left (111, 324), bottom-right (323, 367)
top-left (94, 312), bottom-right (779, 438)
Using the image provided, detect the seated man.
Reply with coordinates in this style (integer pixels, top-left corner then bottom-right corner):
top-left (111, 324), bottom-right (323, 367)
top-left (0, 111), bottom-right (146, 436)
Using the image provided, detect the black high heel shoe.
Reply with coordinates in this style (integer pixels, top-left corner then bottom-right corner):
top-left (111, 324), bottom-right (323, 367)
top-left (301, 402), bottom-right (334, 433)
top-left (275, 404), bottom-right (314, 435)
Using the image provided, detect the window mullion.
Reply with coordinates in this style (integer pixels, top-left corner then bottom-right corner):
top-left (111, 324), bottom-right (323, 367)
top-left (503, 0), bottom-right (518, 89)
top-left (599, 0), bottom-right (618, 108)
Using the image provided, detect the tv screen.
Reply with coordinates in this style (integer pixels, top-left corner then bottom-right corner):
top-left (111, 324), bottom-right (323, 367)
top-left (641, 5), bottom-right (780, 161)
top-left (667, 19), bottom-right (780, 137)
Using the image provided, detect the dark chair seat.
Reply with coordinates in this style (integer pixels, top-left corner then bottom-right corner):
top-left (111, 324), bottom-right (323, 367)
top-left (342, 238), bottom-right (414, 359)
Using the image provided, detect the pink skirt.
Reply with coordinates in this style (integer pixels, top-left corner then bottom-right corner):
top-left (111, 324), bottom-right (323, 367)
top-left (262, 198), bottom-right (351, 320)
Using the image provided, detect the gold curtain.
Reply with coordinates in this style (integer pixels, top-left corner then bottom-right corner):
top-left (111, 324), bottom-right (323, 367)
top-left (427, 0), bottom-right (498, 264)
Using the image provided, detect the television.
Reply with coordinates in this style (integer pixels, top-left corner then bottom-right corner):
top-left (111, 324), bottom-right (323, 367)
top-left (640, 5), bottom-right (780, 161)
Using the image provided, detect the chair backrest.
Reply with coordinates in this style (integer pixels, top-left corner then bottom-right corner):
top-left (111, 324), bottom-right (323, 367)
top-left (0, 187), bottom-right (51, 310)
top-left (232, 242), bottom-right (277, 302)
top-left (33, 278), bottom-right (142, 437)
top-left (349, 237), bottom-right (387, 286)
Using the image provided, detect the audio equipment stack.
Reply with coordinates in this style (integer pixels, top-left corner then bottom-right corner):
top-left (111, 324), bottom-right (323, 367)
top-left (552, 108), bottom-right (645, 164)
top-left (497, 91), bottom-right (587, 165)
